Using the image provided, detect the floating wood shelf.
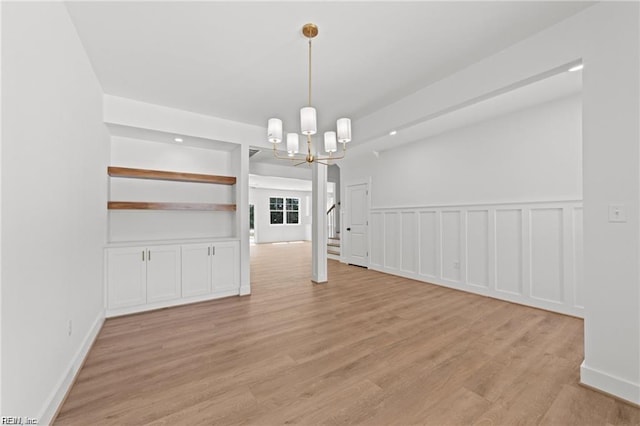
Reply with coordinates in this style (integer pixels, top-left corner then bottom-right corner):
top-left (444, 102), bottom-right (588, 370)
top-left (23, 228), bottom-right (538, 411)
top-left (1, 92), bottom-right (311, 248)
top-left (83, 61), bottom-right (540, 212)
top-left (108, 202), bottom-right (236, 211)
top-left (108, 167), bottom-right (236, 185)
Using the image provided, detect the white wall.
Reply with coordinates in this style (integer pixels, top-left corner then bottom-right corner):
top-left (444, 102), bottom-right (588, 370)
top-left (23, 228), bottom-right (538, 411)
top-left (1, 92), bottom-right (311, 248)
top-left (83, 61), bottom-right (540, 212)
top-left (346, 94), bottom-right (582, 207)
top-left (346, 2), bottom-right (640, 404)
top-left (249, 161), bottom-right (312, 181)
top-left (250, 187), bottom-right (311, 243)
top-left (109, 136), bottom-right (235, 242)
top-left (0, 0), bottom-right (4, 414)
top-left (346, 93), bottom-right (583, 316)
top-left (1, 3), bottom-right (108, 421)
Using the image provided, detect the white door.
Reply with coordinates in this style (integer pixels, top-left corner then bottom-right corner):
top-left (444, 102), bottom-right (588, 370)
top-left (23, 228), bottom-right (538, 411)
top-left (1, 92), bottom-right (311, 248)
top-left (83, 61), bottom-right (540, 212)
top-left (346, 183), bottom-right (369, 267)
top-left (211, 241), bottom-right (240, 295)
top-left (146, 245), bottom-right (182, 303)
top-left (181, 243), bottom-right (212, 297)
top-left (107, 246), bottom-right (147, 309)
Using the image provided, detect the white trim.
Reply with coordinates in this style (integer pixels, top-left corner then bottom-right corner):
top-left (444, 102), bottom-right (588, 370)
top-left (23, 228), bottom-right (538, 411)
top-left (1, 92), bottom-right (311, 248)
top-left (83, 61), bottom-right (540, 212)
top-left (40, 311), bottom-right (105, 425)
top-left (371, 265), bottom-right (583, 318)
top-left (371, 199), bottom-right (582, 211)
top-left (106, 290), bottom-right (240, 318)
top-left (106, 236), bottom-right (240, 248)
top-left (369, 200), bottom-right (583, 317)
top-left (581, 361), bottom-right (640, 405)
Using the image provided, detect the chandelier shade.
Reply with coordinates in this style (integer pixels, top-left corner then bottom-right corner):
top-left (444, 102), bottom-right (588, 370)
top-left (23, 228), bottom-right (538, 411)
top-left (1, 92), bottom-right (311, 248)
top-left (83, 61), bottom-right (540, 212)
top-left (300, 107), bottom-right (317, 135)
top-left (267, 23), bottom-right (350, 165)
top-left (268, 118), bottom-right (283, 144)
top-left (337, 118), bottom-right (351, 143)
top-left (324, 131), bottom-right (337, 153)
top-left (287, 133), bottom-right (299, 154)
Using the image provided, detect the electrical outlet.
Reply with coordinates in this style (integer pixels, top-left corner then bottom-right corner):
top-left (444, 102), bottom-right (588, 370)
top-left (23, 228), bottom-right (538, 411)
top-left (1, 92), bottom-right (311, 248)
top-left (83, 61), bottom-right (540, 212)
top-left (453, 261), bottom-right (460, 270)
top-left (68, 320), bottom-right (72, 336)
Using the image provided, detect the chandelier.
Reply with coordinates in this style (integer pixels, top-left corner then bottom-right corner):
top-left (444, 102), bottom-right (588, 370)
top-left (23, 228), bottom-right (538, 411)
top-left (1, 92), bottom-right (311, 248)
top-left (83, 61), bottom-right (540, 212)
top-left (267, 23), bottom-right (351, 165)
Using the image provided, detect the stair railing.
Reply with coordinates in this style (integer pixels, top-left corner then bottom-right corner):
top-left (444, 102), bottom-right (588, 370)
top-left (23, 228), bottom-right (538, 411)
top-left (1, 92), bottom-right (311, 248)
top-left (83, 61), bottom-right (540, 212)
top-left (327, 203), bottom-right (337, 239)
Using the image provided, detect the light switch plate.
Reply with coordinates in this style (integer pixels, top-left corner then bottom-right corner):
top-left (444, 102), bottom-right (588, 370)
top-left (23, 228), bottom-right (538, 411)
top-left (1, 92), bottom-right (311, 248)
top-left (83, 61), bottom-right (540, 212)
top-left (609, 205), bottom-right (627, 223)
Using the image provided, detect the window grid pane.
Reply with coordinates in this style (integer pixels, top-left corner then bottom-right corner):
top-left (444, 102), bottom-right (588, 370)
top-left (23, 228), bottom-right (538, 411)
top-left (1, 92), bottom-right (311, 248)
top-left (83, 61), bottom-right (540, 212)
top-left (287, 212), bottom-right (299, 224)
top-left (270, 197), bottom-right (284, 211)
top-left (286, 198), bottom-right (299, 211)
top-left (270, 212), bottom-right (284, 224)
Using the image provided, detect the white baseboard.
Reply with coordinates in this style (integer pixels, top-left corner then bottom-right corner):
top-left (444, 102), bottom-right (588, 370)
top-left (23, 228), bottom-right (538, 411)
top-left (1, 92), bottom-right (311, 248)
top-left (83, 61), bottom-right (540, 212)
top-left (40, 310), bottom-right (105, 425)
top-left (369, 265), bottom-right (583, 318)
top-left (581, 361), bottom-right (640, 405)
top-left (239, 285), bottom-right (251, 296)
top-left (106, 290), bottom-right (242, 318)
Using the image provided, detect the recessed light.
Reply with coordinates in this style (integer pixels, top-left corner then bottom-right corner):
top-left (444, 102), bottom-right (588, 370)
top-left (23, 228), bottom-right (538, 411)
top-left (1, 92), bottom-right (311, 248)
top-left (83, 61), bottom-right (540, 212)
top-left (568, 64), bottom-right (584, 72)
top-left (174, 137), bottom-right (183, 143)
top-left (389, 130), bottom-right (397, 136)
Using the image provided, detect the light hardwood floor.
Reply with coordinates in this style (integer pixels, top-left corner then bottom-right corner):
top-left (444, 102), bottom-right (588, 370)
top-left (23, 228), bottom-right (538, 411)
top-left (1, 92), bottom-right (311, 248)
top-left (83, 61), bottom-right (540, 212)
top-left (55, 242), bottom-right (639, 425)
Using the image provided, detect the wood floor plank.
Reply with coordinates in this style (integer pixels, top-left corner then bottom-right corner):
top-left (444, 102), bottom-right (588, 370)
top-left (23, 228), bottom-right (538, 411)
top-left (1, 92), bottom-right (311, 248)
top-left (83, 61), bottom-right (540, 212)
top-left (540, 384), bottom-right (615, 426)
top-left (54, 242), bottom-right (640, 425)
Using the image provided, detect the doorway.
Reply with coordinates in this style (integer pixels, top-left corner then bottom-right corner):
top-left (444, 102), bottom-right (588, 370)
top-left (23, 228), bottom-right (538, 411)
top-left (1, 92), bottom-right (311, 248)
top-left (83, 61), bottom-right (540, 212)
top-left (344, 182), bottom-right (369, 267)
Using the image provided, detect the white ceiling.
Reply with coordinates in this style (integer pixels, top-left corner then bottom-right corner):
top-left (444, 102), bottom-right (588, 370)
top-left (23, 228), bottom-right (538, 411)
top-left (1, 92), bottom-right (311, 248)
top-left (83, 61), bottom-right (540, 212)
top-left (66, 1), bottom-right (592, 137)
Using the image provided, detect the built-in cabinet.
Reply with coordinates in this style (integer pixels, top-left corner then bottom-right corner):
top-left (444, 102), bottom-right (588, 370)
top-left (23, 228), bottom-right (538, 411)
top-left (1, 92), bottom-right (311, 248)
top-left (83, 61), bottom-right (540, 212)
top-left (181, 241), bottom-right (239, 298)
top-left (106, 240), bottom-right (239, 317)
top-left (181, 243), bottom-right (212, 298)
top-left (105, 139), bottom-right (246, 316)
top-left (107, 246), bottom-right (148, 309)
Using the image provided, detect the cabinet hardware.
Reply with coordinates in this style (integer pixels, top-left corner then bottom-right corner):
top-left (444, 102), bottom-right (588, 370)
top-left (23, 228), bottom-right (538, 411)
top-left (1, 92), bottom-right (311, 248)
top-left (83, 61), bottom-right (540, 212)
top-left (212, 246), bottom-right (216, 256)
top-left (208, 247), bottom-right (210, 256)
top-left (148, 250), bottom-right (151, 261)
top-left (142, 251), bottom-right (145, 261)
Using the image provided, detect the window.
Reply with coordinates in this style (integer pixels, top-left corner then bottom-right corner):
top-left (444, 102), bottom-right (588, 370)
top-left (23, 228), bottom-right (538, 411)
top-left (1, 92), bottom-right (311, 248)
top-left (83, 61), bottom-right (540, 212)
top-left (270, 196), bottom-right (300, 225)
top-left (270, 197), bottom-right (284, 224)
top-left (286, 197), bottom-right (299, 224)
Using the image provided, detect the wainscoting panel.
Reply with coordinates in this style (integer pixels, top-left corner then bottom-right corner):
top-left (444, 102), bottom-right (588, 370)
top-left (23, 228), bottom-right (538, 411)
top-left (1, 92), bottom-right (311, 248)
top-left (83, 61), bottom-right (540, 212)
top-left (370, 212), bottom-right (384, 269)
top-left (442, 211), bottom-right (462, 282)
top-left (369, 200), bottom-right (583, 317)
top-left (401, 212), bottom-right (418, 274)
top-left (418, 211), bottom-right (438, 278)
top-left (495, 209), bottom-right (523, 295)
top-left (467, 210), bottom-right (489, 288)
top-left (573, 208), bottom-right (584, 308)
top-left (384, 212), bottom-right (400, 270)
top-left (530, 208), bottom-right (564, 304)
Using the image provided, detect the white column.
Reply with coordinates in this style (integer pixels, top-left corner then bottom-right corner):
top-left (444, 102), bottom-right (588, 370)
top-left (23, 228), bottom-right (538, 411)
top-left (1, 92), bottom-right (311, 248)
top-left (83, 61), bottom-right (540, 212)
top-left (232, 144), bottom-right (251, 295)
top-left (312, 160), bottom-right (328, 283)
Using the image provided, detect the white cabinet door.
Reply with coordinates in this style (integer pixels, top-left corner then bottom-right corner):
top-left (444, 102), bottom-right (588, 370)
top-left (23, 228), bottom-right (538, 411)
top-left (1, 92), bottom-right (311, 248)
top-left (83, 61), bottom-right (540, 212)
top-left (181, 243), bottom-right (212, 297)
top-left (107, 246), bottom-right (147, 309)
top-left (146, 245), bottom-right (182, 303)
top-left (211, 241), bottom-right (239, 295)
